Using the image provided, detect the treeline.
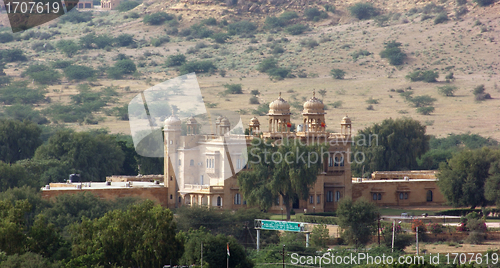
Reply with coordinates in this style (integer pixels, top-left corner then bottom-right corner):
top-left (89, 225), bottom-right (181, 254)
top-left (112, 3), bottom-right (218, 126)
top-left (0, 189), bottom-right (261, 267)
top-left (0, 119), bottom-right (163, 189)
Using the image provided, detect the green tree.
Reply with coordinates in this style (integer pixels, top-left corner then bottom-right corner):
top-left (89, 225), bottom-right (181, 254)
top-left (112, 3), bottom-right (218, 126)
top-left (337, 198), bottom-right (378, 246)
top-left (34, 130), bottom-right (125, 181)
top-left (0, 199), bottom-right (32, 254)
top-left (0, 81), bottom-right (46, 105)
top-left (69, 200), bottom-right (183, 267)
top-left (409, 95), bottom-right (436, 107)
top-left (0, 119), bottom-right (42, 164)
top-left (56, 40), bottom-right (79, 57)
top-left (143, 12), bottom-right (174, 25)
top-left (179, 60), bottom-right (216, 75)
top-left (224, 84), bottom-right (243, 94)
top-left (0, 49), bottom-right (27, 62)
top-left (165, 54), bottom-right (186, 67)
top-left (117, 0), bottom-right (139, 11)
top-left (379, 41), bottom-right (407, 66)
top-left (330, 68), bottom-right (346, 79)
top-left (417, 106), bottom-right (435, 115)
top-left (406, 69), bottom-right (439, 82)
top-left (27, 215), bottom-right (69, 261)
top-left (349, 2), bottom-right (379, 20)
top-left (238, 138), bottom-right (326, 220)
top-left (114, 33), bottom-right (135, 47)
top-left (180, 227), bottom-right (253, 268)
top-left (63, 65), bottom-right (95, 80)
top-left (437, 147), bottom-right (495, 208)
top-left (285, 24), bottom-right (308, 35)
top-left (438, 85), bottom-right (457, 96)
top-left (257, 58), bottom-right (278, 73)
top-left (310, 224), bottom-right (329, 248)
top-left (23, 64), bottom-right (61, 85)
top-left (352, 117), bottom-right (430, 176)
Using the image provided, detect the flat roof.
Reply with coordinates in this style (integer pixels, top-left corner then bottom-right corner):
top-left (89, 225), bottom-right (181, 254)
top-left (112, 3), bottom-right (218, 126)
top-left (352, 178), bottom-right (438, 183)
top-left (42, 181), bottom-right (165, 191)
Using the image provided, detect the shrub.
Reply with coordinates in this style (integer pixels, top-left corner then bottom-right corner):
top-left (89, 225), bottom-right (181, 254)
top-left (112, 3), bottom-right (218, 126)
top-left (310, 224), bottom-right (329, 248)
top-left (280, 11), bottom-right (299, 21)
top-left (249, 96), bottom-right (259, 104)
top-left (434, 13), bottom-right (448, 24)
top-left (4, 104), bottom-right (49, 124)
top-left (179, 60), bottom-right (216, 75)
top-left (150, 36), bottom-right (170, 47)
top-left (143, 12), bottom-right (174, 25)
top-left (56, 40), bottom-right (79, 57)
top-left (406, 70), bottom-right (439, 82)
top-left (114, 59), bottom-right (136, 74)
top-left (23, 64), bottom-right (61, 85)
top-left (227, 21), bottom-right (257, 35)
top-left (60, 10), bottom-right (93, 23)
top-left (250, 90), bottom-right (260, 96)
top-left (380, 41), bottom-right (406, 66)
top-left (473, 84), bottom-right (486, 95)
top-left (257, 58), bottom-right (278, 73)
top-left (351, 49), bottom-right (371, 61)
top-left (64, 65), bottom-right (95, 80)
top-left (330, 68), bottom-right (346, 79)
top-left (117, 0), bottom-right (139, 12)
top-left (115, 34), bottom-right (135, 47)
top-left (0, 81), bottom-right (45, 105)
top-left (349, 2), bottom-right (379, 20)
top-left (224, 84), bottom-right (243, 94)
top-left (445, 72), bottom-right (454, 82)
top-left (0, 32), bottom-right (14, 43)
top-left (473, 84), bottom-right (492, 101)
top-left (301, 39), bottom-right (319, 48)
top-left (266, 67), bottom-right (290, 80)
top-left (428, 223), bottom-right (443, 234)
top-left (285, 24), bottom-right (308, 35)
top-left (165, 54), bottom-right (186, 67)
top-left (51, 60), bottom-right (73, 69)
top-left (474, 0), bottom-right (495, 6)
top-left (0, 49), bottom-right (27, 62)
top-left (410, 95), bottom-right (436, 107)
top-left (189, 24), bottom-right (213, 38)
top-left (31, 42), bottom-right (55, 52)
top-left (264, 16), bottom-right (285, 29)
top-left (366, 105), bottom-right (374, 110)
top-left (438, 85), bottom-right (456, 96)
top-left (211, 32), bottom-right (228, 44)
top-left (417, 106), bottom-right (435, 115)
top-left (304, 7), bottom-right (328, 21)
top-left (366, 97), bottom-right (378, 104)
top-left (457, 0), bottom-right (467, 5)
top-left (331, 101), bottom-right (343, 108)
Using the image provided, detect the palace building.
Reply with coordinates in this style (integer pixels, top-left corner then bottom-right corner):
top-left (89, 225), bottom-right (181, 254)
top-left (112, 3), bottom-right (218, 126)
top-left (41, 91), bottom-right (445, 211)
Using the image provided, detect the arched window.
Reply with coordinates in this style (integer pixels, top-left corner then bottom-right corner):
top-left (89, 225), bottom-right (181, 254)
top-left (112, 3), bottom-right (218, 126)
top-left (399, 193), bottom-right (404, 200)
top-left (373, 193), bottom-right (377, 200)
top-left (378, 193), bottom-right (382, 200)
top-left (178, 196), bottom-right (181, 203)
top-left (329, 156), bottom-right (333, 167)
top-left (234, 193), bottom-right (241, 205)
top-left (217, 196), bottom-right (222, 206)
top-left (335, 191), bottom-right (341, 202)
top-left (170, 194), bottom-right (173, 199)
top-left (190, 159), bottom-right (194, 166)
top-left (309, 195), bottom-right (314, 204)
top-left (426, 190), bottom-right (433, 202)
top-left (326, 191), bottom-right (333, 202)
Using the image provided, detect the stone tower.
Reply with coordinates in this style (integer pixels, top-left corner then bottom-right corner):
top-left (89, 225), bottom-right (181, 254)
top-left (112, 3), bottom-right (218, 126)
top-left (163, 114), bottom-right (181, 208)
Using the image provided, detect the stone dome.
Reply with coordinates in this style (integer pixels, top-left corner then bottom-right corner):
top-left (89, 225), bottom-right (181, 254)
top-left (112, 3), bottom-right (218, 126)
top-left (164, 115), bottom-right (181, 128)
top-left (249, 117), bottom-right (260, 126)
top-left (215, 116), bottom-right (223, 124)
top-left (220, 117), bottom-right (230, 126)
top-left (187, 116), bottom-right (198, 124)
top-left (341, 115), bottom-right (351, 124)
top-left (303, 90), bottom-right (325, 114)
top-left (268, 93), bottom-right (291, 115)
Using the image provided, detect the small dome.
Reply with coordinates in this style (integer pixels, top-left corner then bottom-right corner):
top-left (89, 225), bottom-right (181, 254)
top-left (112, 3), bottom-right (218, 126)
top-left (187, 116), bottom-right (198, 125)
top-left (302, 90), bottom-right (325, 114)
top-left (249, 117), bottom-right (260, 126)
top-left (220, 117), bottom-right (230, 126)
top-left (268, 93), bottom-right (290, 115)
top-left (341, 115), bottom-right (351, 124)
top-left (164, 115), bottom-right (181, 126)
top-left (215, 116), bottom-right (223, 124)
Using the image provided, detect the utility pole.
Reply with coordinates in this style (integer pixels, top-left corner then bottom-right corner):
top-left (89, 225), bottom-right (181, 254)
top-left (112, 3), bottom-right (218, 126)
top-left (282, 245), bottom-right (285, 268)
top-left (201, 242), bottom-right (203, 268)
top-left (391, 220), bottom-right (395, 253)
top-left (377, 213), bottom-right (380, 246)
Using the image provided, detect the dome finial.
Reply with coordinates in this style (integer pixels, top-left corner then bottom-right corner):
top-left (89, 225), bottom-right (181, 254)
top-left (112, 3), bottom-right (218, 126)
top-left (313, 89), bottom-right (315, 98)
top-left (279, 92), bottom-right (281, 98)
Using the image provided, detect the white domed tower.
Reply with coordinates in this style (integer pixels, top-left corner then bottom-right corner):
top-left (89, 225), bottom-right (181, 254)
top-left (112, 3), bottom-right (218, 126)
top-left (163, 114), bottom-right (181, 207)
top-left (220, 117), bottom-right (231, 135)
top-left (215, 116), bottom-right (223, 135)
top-left (341, 115), bottom-right (352, 136)
top-left (249, 117), bottom-right (260, 135)
top-left (267, 92), bottom-right (291, 133)
top-left (187, 116), bottom-right (198, 135)
top-left (302, 90), bottom-right (326, 133)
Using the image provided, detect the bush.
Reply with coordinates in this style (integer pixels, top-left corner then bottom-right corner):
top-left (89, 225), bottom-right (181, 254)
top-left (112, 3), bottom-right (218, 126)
top-left (473, 84), bottom-right (486, 95)
top-left (310, 224), bottom-right (329, 248)
top-left (416, 106), bottom-right (435, 115)
top-left (143, 12), bottom-right (174, 25)
top-left (457, 0), bottom-right (467, 5)
top-left (108, 59), bottom-right (136, 79)
top-left (257, 58), bottom-right (278, 73)
top-left (434, 13), bottom-right (448, 24)
top-left (4, 104), bottom-right (49, 124)
top-left (64, 65), bottom-right (95, 80)
top-left (264, 16), bottom-right (285, 29)
top-left (455, 6), bottom-right (469, 17)
top-left (351, 49), bottom-right (371, 61)
top-left (80, 33), bottom-right (114, 49)
top-left (406, 70), bottom-right (439, 82)
top-left (349, 2), bottom-right (379, 20)
top-left (165, 54), bottom-right (186, 67)
top-left (179, 60), bottom-right (216, 75)
top-left (115, 34), bottom-right (135, 47)
top-left (409, 95), bottom-right (436, 107)
top-left (60, 10), bottom-right (92, 23)
top-left (304, 8), bottom-right (328, 21)
top-left (23, 64), bottom-right (61, 85)
top-left (438, 85), bottom-right (457, 96)
top-left (211, 32), bottom-right (229, 44)
top-left (330, 68), bottom-right (346, 79)
top-left (331, 101), bottom-right (343, 108)
top-left (224, 84), bottom-right (243, 94)
top-left (0, 81), bottom-right (45, 105)
top-left (474, 0), bottom-right (495, 6)
top-left (51, 60), bottom-right (73, 69)
top-left (366, 97), bottom-right (378, 104)
top-left (31, 42), bottom-right (55, 52)
top-left (0, 32), bottom-right (14, 43)
top-left (285, 24), bottom-right (308, 35)
top-left (280, 11), bottom-right (299, 21)
top-left (56, 40), bottom-right (79, 57)
top-left (227, 21), bottom-right (257, 35)
top-left (266, 67), bottom-right (290, 80)
top-left (473, 84), bottom-right (492, 101)
top-left (380, 41), bottom-right (406, 66)
top-left (301, 39), bottom-right (319, 48)
top-left (428, 223), bottom-right (443, 234)
top-left (249, 96), bottom-right (259, 104)
top-left (117, 0), bottom-right (140, 12)
top-left (150, 36), bottom-right (170, 47)
top-left (0, 49), bottom-right (27, 62)
top-left (295, 215), bottom-right (338, 225)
